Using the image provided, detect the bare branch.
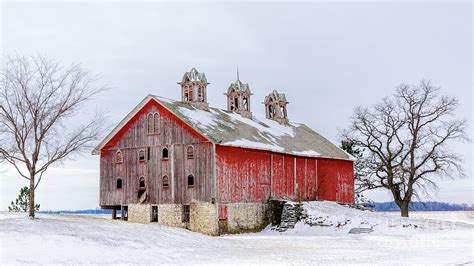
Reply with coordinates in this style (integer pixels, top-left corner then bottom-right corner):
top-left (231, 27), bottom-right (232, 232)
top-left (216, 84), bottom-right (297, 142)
top-left (341, 80), bottom-right (469, 217)
top-left (0, 54), bottom-right (108, 218)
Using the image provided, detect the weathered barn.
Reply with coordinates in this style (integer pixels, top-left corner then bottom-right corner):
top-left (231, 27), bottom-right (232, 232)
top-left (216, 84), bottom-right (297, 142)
top-left (92, 68), bottom-right (354, 235)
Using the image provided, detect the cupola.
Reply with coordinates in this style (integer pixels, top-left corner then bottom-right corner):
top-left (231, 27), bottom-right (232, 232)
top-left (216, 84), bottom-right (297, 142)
top-left (178, 68), bottom-right (209, 110)
top-left (224, 72), bottom-right (253, 119)
top-left (263, 90), bottom-right (289, 125)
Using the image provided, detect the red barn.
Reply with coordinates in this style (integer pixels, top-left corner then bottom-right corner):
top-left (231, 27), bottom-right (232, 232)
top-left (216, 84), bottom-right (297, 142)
top-left (92, 68), bottom-right (354, 235)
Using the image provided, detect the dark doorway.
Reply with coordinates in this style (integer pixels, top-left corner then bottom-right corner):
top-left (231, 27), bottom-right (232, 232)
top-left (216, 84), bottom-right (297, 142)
top-left (121, 206), bottom-right (128, 221)
top-left (112, 206), bottom-right (121, 220)
top-left (151, 206), bottom-right (158, 222)
top-left (182, 205), bottom-right (190, 228)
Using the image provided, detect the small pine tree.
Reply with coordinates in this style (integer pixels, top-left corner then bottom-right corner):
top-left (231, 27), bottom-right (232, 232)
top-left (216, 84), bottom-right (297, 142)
top-left (8, 186), bottom-right (40, 212)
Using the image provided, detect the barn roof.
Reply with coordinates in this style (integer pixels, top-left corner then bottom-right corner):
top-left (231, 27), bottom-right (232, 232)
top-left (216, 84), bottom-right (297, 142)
top-left (92, 95), bottom-right (351, 161)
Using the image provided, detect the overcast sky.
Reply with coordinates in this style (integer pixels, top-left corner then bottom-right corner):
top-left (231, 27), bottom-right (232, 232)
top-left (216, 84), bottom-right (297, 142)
top-left (1, 1), bottom-right (472, 210)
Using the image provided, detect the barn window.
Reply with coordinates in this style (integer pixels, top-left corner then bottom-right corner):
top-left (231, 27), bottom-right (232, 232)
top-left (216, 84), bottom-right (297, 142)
top-left (198, 87), bottom-right (203, 100)
top-left (116, 178), bottom-right (122, 189)
top-left (116, 150), bottom-right (123, 164)
top-left (153, 113), bottom-right (160, 134)
top-left (162, 175), bottom-right (169, 188)
top-left (147, 113), bottom-right (154, 134)
top-left (151, 206), bottom-right (158, 222)
top-left (182, 205), bottom-right (190, 223)
top-left (138, 149), bottom-right (145, 162)
top-left (187, 174), bottom-right (195, 187)
top-left (162, 147), bottom-right (169, 160)
top-left (147, 147), bottom-right (151, 161)
top-left (186, 145), bottom-right (194, 159)
top-left (139, 177), bottom-right (145, 189)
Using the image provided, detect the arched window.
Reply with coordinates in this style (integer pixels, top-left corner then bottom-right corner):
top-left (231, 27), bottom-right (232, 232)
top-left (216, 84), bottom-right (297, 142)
top-left (186, 145), bottom-right (194, 159)
top-left (153, 113), bottom-right (160, 134)
top-left (198, 87), bottom-right (203, 100)
top-left (147, 113), bottom-right (154, 134)
top-left (116, 178), bottom-right (122, 189)
top-left (138, 149), bottom-right (145, 162)
top-left (187, 174), bottom-right (195, 187)
top-left (116, 150), bottom-right (123, 164)
top-left (188, 89), bottom-right (193, 101)
top-left (162, 147), bottom-right (169, 160)
top-left (162, 175), bottom-right (169, 188)
top-left (268, 105), bottom-right (274, 118)
top-left (139, 177), bottom-right (145, 189)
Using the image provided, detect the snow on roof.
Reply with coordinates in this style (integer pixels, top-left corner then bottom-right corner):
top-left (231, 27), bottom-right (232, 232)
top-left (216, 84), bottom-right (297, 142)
top-left (228, 79), bottom-right (251, 93)
top-left (180, 67), bottom-right (208, 83)
top-left (152, 95), bottom-right (350, 160)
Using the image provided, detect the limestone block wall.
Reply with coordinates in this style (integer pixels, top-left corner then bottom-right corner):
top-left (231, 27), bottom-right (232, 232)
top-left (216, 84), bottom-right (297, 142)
top-left (128, 204), bottom-right (151, 223)
top-left (126, 203), bottom-right (258, 236)
top-left (226, 203), bottom-right (270, 233)
top-left (189, 203), bottom-right (219, 235)
top-left (157, 204), bottom-right (186, 228)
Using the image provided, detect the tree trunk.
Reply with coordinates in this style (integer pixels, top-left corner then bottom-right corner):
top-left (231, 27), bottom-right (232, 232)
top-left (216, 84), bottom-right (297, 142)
top-left (28, 174), bottom-right (35, 218)
top-left (400, 202), bottom-right (409, 217)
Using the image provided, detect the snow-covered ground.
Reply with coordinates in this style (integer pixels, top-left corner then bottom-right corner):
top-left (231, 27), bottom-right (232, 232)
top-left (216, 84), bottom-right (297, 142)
top-left (384, 210), bottom-right (474, 225)
top-left (1, 202), bottom-right (473, 264)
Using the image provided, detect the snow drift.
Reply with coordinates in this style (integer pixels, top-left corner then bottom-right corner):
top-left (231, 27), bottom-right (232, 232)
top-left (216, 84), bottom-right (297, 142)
top-left (263, 201), bottom-right (474, 236)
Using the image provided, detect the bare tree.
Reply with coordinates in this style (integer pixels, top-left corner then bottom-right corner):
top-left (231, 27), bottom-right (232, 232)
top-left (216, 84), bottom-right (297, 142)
top-left (342, 81), bottom-right (469, 217)
top-left (0, 55), bottom-right (107, 218)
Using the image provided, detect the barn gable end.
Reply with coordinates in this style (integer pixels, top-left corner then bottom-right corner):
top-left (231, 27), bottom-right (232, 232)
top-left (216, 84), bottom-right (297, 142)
top-left (97, 96), bottom-right (215, 212)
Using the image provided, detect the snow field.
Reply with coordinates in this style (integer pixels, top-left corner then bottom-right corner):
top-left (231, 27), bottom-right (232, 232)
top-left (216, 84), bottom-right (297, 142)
top-left (1, 201), bottom-right (473, 264)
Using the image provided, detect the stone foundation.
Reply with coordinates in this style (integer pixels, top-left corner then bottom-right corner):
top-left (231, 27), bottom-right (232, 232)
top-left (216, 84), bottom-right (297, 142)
top-left (125, 202), bottom-right (270, 235)
top-left (125, 203), bottom-right (218, 235)
top-left (189, 203), bottom-right (219, 235)
top-left (128, 204), bottom-right (151, 223)
top-left (157, 204), bottom-right (186, 228)
top-left (226, 203), bottom-right (270, 233)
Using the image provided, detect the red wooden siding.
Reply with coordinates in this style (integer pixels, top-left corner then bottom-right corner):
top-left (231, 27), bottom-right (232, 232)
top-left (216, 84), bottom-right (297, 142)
top-left (218, 205), bottom-right (228, 220)
top-left (216, 145), bottom-right (354, 204)
top-left (295, 157), bottom-right (306, 200)
top-left (317, 158), bottom-right (354, 203)
top-left (99, 100), bottom-right (213, 207)
top-left (305, 159), bottom-right (318, 200)
top-left (216, 146), bottom-right (271, 203)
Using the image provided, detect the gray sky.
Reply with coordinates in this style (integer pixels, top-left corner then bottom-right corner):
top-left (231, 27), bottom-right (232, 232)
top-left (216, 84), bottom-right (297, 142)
top-left (1, 1), bottom-right (472, 210)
